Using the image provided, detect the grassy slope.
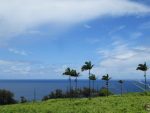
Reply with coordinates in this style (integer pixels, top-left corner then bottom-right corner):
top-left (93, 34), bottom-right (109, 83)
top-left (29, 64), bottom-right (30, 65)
top-left (0, 94), bottom-right (150, 113)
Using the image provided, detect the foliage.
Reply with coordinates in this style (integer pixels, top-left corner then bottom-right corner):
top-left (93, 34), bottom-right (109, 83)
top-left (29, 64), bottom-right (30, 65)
top-left (136, 62), bottom-right (149, 91)
top-left (102, 74), bottom-right (111, 82)
top-left (118, 80), bottom-right (124, 84)
top-left (99, 87), bottom-right (113, 96)
top-left (136, 62), bottom-right (148, 72)
top-left (81, 61), bottom-right (94, 99)
top-left (0, 89), bottom-right (17, 105)
top-left (81, 61), bottom-right (94, 71)
top-left (80, 87), bottom-right (91, 97)
top-left (89, 74), bottom-right (96, 80)
top-left (20, 96), bottom-right (28, 103)
top-left (0, 93), bottom-right (150, 113)
top-left (42, 89), bottom-right (65, 101)
top-left (42, 87), bottom-right (100, 100)
top-left (71, 70), bottom-right (80, 77)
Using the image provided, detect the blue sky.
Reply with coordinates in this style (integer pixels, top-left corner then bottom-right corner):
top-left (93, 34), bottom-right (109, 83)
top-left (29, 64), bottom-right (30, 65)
top-left (0, 0), bottom-right (150, 79)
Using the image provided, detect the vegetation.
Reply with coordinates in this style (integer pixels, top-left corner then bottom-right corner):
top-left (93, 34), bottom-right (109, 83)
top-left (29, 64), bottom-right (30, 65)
top-left (63, 67), bottom-right (73, 98)
top-left (102, 74), bottom-right (111, 97)
top-left (42, 87), bottom-right (103, 100)
top-left (71, 70), bottom-right (80, 90)
top-left (89, 74), bottom-right (96, 93)
top-left (81, 61), bottom-right (94, 98)
top-left (20, 96), bottom-right (28, 103)
top-left (0, 93), bottom-right (150, 113)
top-left (0, 60), bottom-right (149, 113)
top-left (99, 87), bottom-right (113, 96)
top-left (118, 80), bottom-right (124, 96)
top-left (136, 62), bottom-right (149, 91)
top-left (0, 89), bottom-right (17, 105)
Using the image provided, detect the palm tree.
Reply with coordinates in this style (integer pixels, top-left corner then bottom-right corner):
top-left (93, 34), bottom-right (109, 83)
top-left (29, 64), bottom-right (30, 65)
top-left (118, 80), bottom-right (124, 96)
top-left (102, 74), bottom-right (111, 97)
top-left (136, 62), bottom-right (149, 91)
top-left (89, 74), bottom-right (96, 93)
top-left (71, 69), bottom-right (80, 90)
top-left (63, 67), bottom-right (72, 97)
top-left (81, 61), bottom-right (94, 98)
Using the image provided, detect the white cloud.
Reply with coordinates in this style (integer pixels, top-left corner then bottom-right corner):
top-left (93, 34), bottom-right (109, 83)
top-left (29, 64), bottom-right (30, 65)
top-left (85, 38), bottom-right (101, 44)
top-left (130, 32), bottom-right (143, 39)
top-left (8, 48), bottom-right (29, 56)
top-left (139, 21), bottom-right (150, 29)
top-left (108, 25), bottom-right (126, 35)
top-left (0, 0), bottom-right (149, 41)
top-left (97, 43), bottom-right (150, 79)
top-left (84, 24), bottom-right (91, 29)
top-left (0, 59), bottom-right (66, 79)
top-left (0, 60), bottom-right (31, 75)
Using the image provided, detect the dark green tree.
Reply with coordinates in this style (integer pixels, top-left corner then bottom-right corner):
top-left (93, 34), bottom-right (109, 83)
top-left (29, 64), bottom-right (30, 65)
top-left (89, 74), bottom-right (96, 93)
top-left (0, 89), bottom-right (17, 105)
top-left (136, 62), bottom-right (149, 91)
top-left (102, 74), bottom-right (111, 97)
top-left (63, 67), bottom-right (72, 97)
top-left (71, 69), bottom-right (80, 90)
top-left (81, 61), bottom-right (94, 98)
top-left (118, 80), bottom-right (124, 96)
top-left (99, 87), bottom-right (113, 96)
top-left (20, 96), bottom-right (27, 103)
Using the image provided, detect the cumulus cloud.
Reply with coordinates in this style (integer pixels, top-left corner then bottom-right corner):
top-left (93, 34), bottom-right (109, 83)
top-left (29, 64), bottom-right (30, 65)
top-left (0, 0), bottom-right (149, 41)
top-left (0, 59), bottom-right (65, 79)
top-left (0, 60), bottom-right (31, 75)
top-left (96, 43), bottom-right (150, 79)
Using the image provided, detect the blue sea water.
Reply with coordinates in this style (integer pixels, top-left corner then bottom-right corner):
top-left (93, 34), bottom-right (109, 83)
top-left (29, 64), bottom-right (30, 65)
top-left (0, 79), bottom-right (149, 101)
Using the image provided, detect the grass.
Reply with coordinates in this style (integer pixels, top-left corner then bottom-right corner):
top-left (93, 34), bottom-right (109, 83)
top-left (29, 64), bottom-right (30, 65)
top-left (0, 93), bottom-right (150, 113)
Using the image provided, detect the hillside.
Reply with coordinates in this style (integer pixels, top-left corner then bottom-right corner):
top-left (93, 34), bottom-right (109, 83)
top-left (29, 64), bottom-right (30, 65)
top-left (0, 94), bottom-right (150, 113)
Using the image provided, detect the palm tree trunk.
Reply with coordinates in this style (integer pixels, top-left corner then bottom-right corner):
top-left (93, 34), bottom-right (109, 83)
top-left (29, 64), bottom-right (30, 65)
top-left (121, 84), bottom-right (122, 96)
top-left (69, 76), bottom-right (71, 99)
top-left (93, 80), bottom-right (94, 93)
top-left (76, 77), bottom-right (78, 98)
top-left (89, 70), bottom-right (91, 99)
top-left (106, 81), bottom-right (108, 97)
top-left (33, 88), bottom-right (36, 102)
top-left (76, 77), bottom-right (77, 90)
top-left (144, 71), bottom-right (147, 91)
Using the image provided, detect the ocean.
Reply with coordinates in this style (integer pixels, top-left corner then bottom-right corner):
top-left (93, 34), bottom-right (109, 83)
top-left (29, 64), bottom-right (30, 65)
top-left (0, 79), bottom-right (149, 101)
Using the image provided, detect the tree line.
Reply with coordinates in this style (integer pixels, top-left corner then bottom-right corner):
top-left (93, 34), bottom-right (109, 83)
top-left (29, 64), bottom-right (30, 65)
top-left (63, 61), bottom-right (149, 99)
top-left (0, 61), bottom-right (149, 105)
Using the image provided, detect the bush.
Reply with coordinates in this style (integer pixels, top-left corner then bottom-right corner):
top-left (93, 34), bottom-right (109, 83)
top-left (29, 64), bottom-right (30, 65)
top-left (42, 95), bottom-right (49, 101)
top-left (81, 87), bottom-right (90, 97)
top-left (55, 89), bottom-right (64, 98)
top-left (99, 87), bottom-right (113, 96)
top-left (20, 96), bottom-right (28, 103)
top-left (43, 87), bottom-right (113, 101)
top-left (42, 89), bottom-right (65, 101)
top-left (0, 89), bottom-right (17, 105)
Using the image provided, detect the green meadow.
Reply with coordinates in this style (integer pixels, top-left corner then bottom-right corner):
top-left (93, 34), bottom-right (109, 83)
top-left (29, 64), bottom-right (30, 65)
top-left (0, 93), bottom-right (150, 113)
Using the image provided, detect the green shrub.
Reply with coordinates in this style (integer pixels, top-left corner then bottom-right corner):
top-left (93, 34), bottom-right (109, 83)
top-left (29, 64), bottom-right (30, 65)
top-left (99, 87), bottom-right (113, 96)
top-left (0, 89), bottom-right (17, 105)
top-left (20, 96), bottom-right (28, 103)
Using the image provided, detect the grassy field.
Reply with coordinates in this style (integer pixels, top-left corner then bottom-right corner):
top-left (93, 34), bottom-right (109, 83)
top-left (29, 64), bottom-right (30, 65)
top-left (0, 94), bottom-right (150, 113)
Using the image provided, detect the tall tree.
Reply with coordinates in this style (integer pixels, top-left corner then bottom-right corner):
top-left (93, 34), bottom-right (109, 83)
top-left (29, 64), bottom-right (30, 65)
top-left (71, 69), bottom-right (80, 90)
top-left (118, 80), bottom-right (124, 96)
top-left (81, 61), bottom-right (94, 98)
top-left (136, 62), bottom-right (149, 91)
top-left (63, 67), bottom-right (72, 98)
top-left (89, 74), bottom-right (96, 93)
top-left (102, 74), bottom-right (111, 97)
